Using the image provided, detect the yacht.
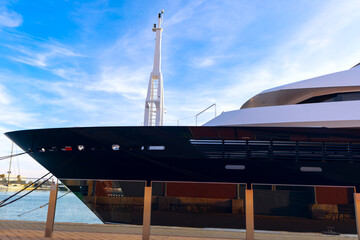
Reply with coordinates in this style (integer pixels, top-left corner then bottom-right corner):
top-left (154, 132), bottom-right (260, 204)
top-left (5, 65), bottom-right (360, 233)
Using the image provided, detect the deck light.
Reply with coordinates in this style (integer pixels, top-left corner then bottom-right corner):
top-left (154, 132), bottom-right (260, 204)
top-left (148, 146), bottom-right (165, 150)
top-left (112, 144), bottom-right (120, 151)
top-left (38, 148), bottom-right (46, 152)
top-left (61, 146), bottom-right (72, 151)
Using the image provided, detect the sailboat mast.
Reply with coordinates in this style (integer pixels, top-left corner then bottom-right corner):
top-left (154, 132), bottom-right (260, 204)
top-left (7, 142), bottom-right (13, 186)
top-left (144, 10), bottom-right (165, 126)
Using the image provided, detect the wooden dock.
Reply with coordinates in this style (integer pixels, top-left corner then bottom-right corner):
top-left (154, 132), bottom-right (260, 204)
top-left (0, 220), bottom-right (357, 240)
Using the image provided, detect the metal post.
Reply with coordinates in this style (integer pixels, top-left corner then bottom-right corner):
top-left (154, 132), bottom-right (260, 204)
top-left (6, 142), bottom-right (14, 187)
top-left (195, 103), bottom-right (216, 126)
top-left (45, 180), bottom-right (58, 238)
top-left (236, 184), bottom-right (240, 199)
top-left (246, 184), bottom-right (254, 240)
top-left (354, 189), bottom-right (360, 240)
top-left (142, 183), bottom-right (152, 240)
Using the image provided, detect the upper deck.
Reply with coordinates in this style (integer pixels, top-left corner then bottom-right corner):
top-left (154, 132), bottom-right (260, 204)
top-left (241, 66), bottom-right (360, 109)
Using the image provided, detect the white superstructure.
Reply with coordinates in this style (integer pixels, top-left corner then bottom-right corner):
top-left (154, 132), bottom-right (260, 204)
top-left (205, 64), bottom-right (360, 128)
top-left (144, 10), bottom-right (165, 126)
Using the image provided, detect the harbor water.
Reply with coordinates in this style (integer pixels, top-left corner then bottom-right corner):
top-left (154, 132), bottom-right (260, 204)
top-left (0, 190), bottom-right (102, 224)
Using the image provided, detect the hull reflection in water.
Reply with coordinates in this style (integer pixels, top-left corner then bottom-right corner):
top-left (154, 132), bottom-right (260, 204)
top-left (62, 180), bottom-right (356, 233)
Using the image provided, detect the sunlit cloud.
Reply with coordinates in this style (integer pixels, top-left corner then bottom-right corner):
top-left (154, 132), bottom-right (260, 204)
top-left (165, 0), bottom-right (206, 26)
top-left (85, 66), bottom-right (148, 100)
top-left (0, 5), bottom-right (22, 28)
top-left (8, 43), bottom-right (81, 68)
top-left (192, 56), bottom-right (216, 68)
top-left (207, 0), bottom-right (360, 116)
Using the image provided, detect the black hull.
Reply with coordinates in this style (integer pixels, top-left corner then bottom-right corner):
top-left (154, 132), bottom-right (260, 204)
top-left (5, 126), bottom-right (360, 187)
top-left (5, 126), bottom-right (360, 233)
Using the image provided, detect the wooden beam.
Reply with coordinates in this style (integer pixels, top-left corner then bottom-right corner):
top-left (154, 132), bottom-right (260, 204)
top-left (246, 184), bottom-right (254, 240)
top-left (45, 180), bottom-right (58, 238)
top-left (142, 184), bottom-right (152, 240)
top-left (354, 190), bottom-right (360, 240)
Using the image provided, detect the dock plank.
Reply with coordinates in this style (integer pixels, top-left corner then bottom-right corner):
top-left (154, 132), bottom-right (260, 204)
top-left (0, 220), bottom-right (357, 239)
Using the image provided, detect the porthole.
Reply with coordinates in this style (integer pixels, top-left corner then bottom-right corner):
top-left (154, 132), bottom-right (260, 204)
top-left (112, 144), bottom-right (120, 151)
top-left (37, 148), bottom-right (46, 152)
top-left (48, 147), bottom-right (57, 152)
top-left (300, 167), bottom-right (322, 172)
top-left (148, 146), bottom-right (165, 151)
top-left (225, 165), bottom-right (245, 170)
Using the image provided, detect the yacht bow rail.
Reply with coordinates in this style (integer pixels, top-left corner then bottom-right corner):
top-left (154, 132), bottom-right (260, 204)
top-left (0, 151), bottom-right (29, 161)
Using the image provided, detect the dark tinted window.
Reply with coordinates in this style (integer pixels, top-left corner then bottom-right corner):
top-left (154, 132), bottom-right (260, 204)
top-left (298, 92), bottom-right (360, 104)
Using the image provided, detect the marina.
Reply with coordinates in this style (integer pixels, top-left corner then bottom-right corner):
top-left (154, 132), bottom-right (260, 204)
top-left (1, 182), bottom-right (359, 239)
top-left (0, 2), bottom-right (360, 240)
top-left (0, 190), bottom-right (100, 224)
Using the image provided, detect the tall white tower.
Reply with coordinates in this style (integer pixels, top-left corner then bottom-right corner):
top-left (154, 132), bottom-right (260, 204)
top-left (144, 10), bottom-right (164, 126)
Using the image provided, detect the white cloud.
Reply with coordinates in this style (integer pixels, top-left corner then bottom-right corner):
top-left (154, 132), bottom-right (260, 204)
top-left (0, 108), bottom-right (37, 130)
top-left (0, 109), bottom-right (37, 128)
top-left (22, 77), bottom-right (145, 127)
top-left (0, 84), bottom-right (11, 105)
top-left (165, 0), bottom-right (206, 26)
top-left (0, 7), bottom-right (22, 27)
top-left (9, 43), bottom-right (81, 68)
top-left (207, 0), bottom-right (360, 113)
top-left (10, 56), bottom-right (47, 67)
top-left (158, 0), bottom-right (360, 126)
top-left (31, 81), bottom-right (100, 113)
top-left (192, 56), bottom-right (216, 68)
top-left (0, 74), bottom-right (37, 128)
top-left (85, 66), bottom-right (148, 100)
top-left (51, 67), bottom-right (90, 82)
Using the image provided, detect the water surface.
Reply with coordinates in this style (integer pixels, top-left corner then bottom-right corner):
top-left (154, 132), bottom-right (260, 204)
top-left (0, 190), bottom-right (102, 223)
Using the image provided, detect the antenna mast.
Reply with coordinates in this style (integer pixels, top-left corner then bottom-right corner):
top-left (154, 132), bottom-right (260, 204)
top-left (144, 10), bottom-right (164, 126)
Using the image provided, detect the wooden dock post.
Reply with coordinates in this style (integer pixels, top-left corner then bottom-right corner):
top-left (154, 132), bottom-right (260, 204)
top-left (354, 188), bottom-right (360, 240)
top-left (246, 184), bottom-right (254, 240)
top-left (142, 182), bottom-right (152, 240)
top-left (45, 180), bottom-right (58, 238)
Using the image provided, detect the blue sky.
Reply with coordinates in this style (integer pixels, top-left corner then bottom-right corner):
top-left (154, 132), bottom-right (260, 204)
top-left (1, 0), bottom-right (360, 177)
